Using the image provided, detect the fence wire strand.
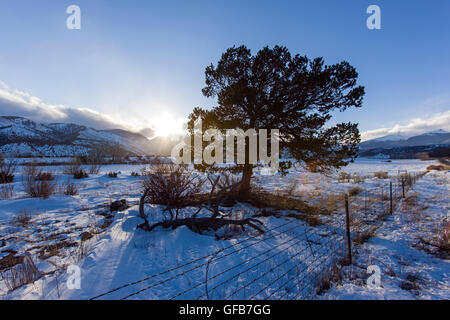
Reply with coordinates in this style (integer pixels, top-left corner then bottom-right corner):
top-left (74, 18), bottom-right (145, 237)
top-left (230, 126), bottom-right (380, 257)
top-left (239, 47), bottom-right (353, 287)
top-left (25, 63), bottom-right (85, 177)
top-left (89, 170), bottom-right (425, 300)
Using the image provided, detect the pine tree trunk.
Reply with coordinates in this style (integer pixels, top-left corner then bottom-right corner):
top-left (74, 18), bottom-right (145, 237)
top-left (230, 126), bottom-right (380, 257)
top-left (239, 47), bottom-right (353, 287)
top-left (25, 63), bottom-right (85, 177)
top-left (239, 165), bottom-right (253, 197)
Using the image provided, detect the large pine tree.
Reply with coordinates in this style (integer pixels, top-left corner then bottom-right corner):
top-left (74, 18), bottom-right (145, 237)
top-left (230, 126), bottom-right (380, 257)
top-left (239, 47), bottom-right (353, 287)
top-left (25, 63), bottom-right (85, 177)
top-left (188, 45), bottom-right (365, 195)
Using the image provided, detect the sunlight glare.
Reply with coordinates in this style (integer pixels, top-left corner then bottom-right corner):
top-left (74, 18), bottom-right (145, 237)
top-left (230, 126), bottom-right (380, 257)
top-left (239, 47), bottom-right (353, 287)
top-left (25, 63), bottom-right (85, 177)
top-left (151, 113), bottom-right (185, 137)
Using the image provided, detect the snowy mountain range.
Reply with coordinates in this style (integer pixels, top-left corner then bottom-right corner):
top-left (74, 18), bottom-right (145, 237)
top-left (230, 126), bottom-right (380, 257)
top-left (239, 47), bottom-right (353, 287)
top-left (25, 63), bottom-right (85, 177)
top-left (359, 129), bottom-right (450, 150)
top-left (0, 116), bottom-right (156, 157)
top-left (359, 129), bottom-right (450, 159)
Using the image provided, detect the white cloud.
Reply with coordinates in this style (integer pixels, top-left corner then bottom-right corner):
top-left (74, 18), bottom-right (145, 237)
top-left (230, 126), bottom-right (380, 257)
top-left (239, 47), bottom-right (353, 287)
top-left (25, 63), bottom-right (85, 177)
top-left (0, 82), bottom-right (133, 131)
top-left (361, 110), bottom-right (450, 141)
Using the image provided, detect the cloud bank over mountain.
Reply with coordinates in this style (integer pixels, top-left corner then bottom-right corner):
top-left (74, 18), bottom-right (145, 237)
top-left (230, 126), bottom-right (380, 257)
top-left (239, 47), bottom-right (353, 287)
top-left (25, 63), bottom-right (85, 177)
top-left (361, 110), bottom-right (450, 141)
top-left (0, 82), bottom-right (132, 131)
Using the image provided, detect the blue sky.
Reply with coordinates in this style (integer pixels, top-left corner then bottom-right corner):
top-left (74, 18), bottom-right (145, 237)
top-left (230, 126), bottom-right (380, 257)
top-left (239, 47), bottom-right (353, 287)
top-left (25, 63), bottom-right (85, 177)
top-left (0, 0), bottom-right (449, 139)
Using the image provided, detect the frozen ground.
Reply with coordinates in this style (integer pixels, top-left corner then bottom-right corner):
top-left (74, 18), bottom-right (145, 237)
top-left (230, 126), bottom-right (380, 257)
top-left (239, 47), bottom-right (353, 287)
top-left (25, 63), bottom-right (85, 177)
top-left (0, 157), bottom-right (448, 300)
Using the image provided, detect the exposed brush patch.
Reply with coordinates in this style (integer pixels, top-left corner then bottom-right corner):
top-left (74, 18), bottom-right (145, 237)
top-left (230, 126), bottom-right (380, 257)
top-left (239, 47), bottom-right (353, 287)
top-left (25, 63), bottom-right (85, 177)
top-left (400, 192), bottom-right (428, 222)
top-left (73, 169), bottom-right (89, 179)
top-left (316, 262), bottom-right (343, 295)
top-left (353, 226), bottom-right (378, 246)
top-left (426, 164), bottom-right (450, 171)
top-left (62, 178), bottom-right (78, 196)
top-left (0, 252), bottom-right (23, 272)
top-left (348, 186), bottom-right (362, 197)
top-left (374, 171), bottom-right (388, 179)
top-left (39, 241), bottom-right (77, 260)
top-left (23, 177), bottom-right (57, 199)
top-left (10, 209), bottom-right (33, 228)
top-left (247, 191), bottom-right (325, 215)
top-left (1, 254), bottom-right (41, 292)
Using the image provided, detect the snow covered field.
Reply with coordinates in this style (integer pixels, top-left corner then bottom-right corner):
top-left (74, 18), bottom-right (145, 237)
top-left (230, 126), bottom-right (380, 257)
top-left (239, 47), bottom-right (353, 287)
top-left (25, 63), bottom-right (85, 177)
top-left (322, 170), bottom-right (449, 299)
top-left (0, 157), bottom-right (448, 300)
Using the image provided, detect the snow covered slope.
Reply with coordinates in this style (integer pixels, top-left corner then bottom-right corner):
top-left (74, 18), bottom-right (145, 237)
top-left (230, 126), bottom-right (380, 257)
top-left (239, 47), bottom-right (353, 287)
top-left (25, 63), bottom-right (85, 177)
top-left (360, 130), bottom-right (450, 150)
top-left (0, 116), bottom-right (154, 156)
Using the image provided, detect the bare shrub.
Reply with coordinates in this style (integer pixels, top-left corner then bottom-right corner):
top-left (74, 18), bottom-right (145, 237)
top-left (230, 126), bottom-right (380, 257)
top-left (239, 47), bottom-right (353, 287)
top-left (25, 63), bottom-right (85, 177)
top-left (374, 171), bottom-right (388, 179)
top-left (108, 172), bottom-right (118, 178)
top-left (0, 155), bottom-right (17, 184)
top-left (88, 164), bottom-right (102, 174)
top-left (142, 163), bottom-right (204, 208)
top-left (1, 254), bottom-right (41, 291)
top-left (23, 170), bottom-right (57, 199)
top-left (0, 183), bottom-right (14, 199)
top-left (139, 166), bottom-right (265, 236)
top-left (209, 172), bottom-right (243, 203)
top-left (11, 209), bottom-right (33, 227)
top-left (348, 186), bottom-right (362, 197)
top-left (35, 171), bottom-right (54, 181)
top-left (62, 178), bottom-right (78, 196)
top-left (73, 169), bottom-right (88, 179)
top-left (131, 171), bottom-right (140, 177)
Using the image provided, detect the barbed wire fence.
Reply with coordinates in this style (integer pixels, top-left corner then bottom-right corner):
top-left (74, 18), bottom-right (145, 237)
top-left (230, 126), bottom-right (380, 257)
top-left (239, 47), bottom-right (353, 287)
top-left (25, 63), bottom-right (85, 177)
top-left (90, 170), bottom-right (426, 300)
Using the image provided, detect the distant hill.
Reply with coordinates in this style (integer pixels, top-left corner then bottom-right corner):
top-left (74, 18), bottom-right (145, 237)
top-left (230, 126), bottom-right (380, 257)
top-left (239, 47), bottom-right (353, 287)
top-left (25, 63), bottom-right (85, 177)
top-left (359, 129), bottom-right (450, 159)
top-left (0, 116), bottom-right (155, 157)
top-left (360, 129), bottom-right (450, 150)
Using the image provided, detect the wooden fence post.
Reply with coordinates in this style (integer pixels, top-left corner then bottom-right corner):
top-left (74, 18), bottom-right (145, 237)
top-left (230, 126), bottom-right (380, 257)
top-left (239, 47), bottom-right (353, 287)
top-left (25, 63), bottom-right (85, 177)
top-left (344, 194), bottom-right (352, 265)
top-left (390, 181), bottom-right (393, 214)
top-left (402, 177), bottom-right (405, 198)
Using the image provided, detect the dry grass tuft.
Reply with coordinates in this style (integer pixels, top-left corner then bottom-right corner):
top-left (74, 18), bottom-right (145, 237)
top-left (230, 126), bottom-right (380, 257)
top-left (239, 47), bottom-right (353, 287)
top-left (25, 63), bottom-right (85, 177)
top-left (10, 209), bottom-right (33, 228)
top-left (426, 164), bottom-right (450, 171)
top-left (316, 262), bottom-right (343, 295)
top-left (374, 171), bottom-right (389, 179)
top-left (353, 226), bottom-right (378, 246)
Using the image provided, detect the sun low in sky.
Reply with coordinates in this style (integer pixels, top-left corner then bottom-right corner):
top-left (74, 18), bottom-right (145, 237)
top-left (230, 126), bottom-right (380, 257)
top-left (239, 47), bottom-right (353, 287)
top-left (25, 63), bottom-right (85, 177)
top-left (150, 113), bottom-right (187, 137)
